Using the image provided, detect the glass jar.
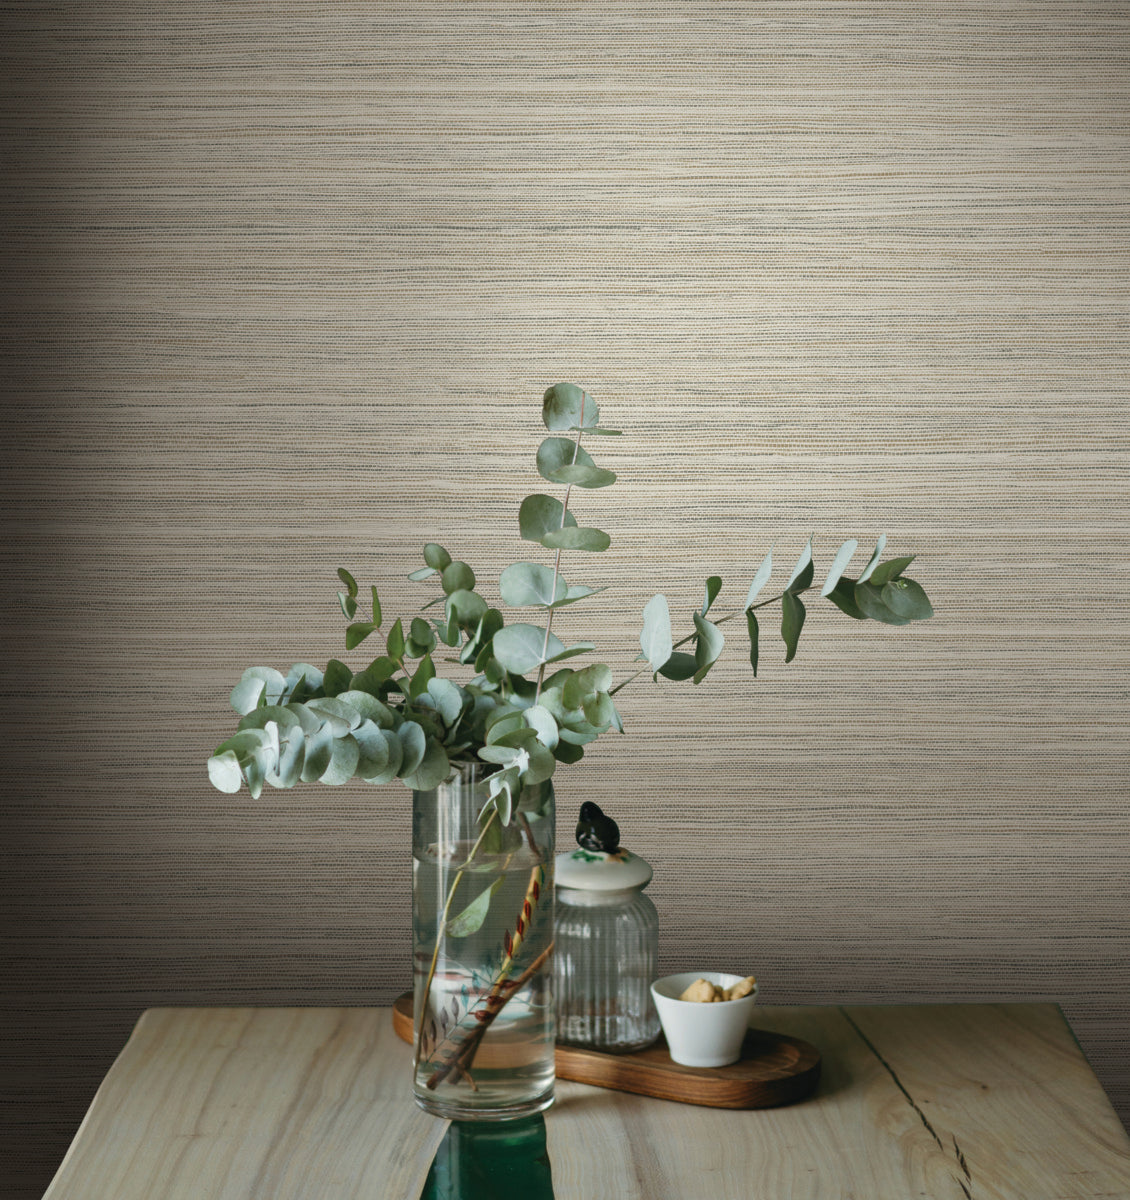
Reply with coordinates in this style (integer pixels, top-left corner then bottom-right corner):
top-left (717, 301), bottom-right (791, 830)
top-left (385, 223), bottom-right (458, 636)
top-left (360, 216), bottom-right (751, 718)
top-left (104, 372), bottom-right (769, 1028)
top-left (412, 765), bottom-right (556, 1120)
top-left (554, 845), bottom-right (660, 1053)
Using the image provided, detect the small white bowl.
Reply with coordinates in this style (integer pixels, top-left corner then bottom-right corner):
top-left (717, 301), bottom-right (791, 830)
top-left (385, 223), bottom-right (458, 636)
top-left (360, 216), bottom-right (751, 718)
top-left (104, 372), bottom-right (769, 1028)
top-left (650, 971), bottom-right (760, 1068)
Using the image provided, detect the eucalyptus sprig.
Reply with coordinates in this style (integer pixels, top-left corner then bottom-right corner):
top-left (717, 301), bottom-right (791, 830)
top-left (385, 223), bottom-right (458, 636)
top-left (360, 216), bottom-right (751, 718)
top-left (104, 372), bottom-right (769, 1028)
top-left (207, 384), bottom-right (933, 823)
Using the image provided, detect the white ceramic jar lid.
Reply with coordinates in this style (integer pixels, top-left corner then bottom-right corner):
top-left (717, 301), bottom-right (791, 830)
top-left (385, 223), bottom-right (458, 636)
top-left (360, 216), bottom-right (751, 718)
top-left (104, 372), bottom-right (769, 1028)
top-left (555, 846), bottom-right (653, 891)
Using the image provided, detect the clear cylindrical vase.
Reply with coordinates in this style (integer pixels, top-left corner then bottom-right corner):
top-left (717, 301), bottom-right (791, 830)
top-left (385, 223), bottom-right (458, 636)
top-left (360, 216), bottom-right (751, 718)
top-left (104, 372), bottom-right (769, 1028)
top-left (412, 766), bottom-right (555, 1120)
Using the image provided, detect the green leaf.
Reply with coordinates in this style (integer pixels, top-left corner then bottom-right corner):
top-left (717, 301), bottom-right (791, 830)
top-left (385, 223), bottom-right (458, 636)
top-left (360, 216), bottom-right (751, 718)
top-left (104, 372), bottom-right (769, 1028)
top-left (346, 622), bottom-right (379, 651)
top-left (407, 566), bottom-right (438, 582)
top-left (447, 877), bottom-right (505, 938)
top-left (207, 749), bottom-right (243, 793)
top-left (492, 623), bottom-right (563, 674)
top-left (487, 766), bottom-right (520, 825)
top-left (442, 561), bottom-right (476, 595)
top-left (319, 733), bottom-right (361, 785)
top-left (786, 536), bottom-right (814, 593)
top-left (542, 382), bottom-right (599, 431)
top-left (536, 439), bottom-right (616, 488)
top-left (371, 587), bottom-right (382, 628)
top-left (408, 654), bottom-right (436, 700)
top-left (540, 527), bottom-right (611, 552)
top-left (337, 690), bottom-right (396, 727)
top-left (693, 611), bottom-right (725, 683)
top-left (362, 727), bottom-right (403, 784)
top-left (322, 659), bottom-right (353, 697)
top-left (551, 463), bottom-right (617, 488)
top-left (523, 704), bottom-right (559, 749)
top-left (445, 588), bottom-right (488, 629)
top-left (386, 618), bottom-right (405, 660)
top-left (398, 721), bottom-right (427, 777)
top-left (582, 691), bottom-right (615, 728)
top-left (858, 534), bottom-right (887, 583)
top-left (424, 543), bottom-right (452, 571)
top-left (299, 724), bottom-right (334, 783)
top-left (881, 577), bottom-right (933, 620)
top-left (409, 617), bottom-right (436, 655)
top-left (782, 591), bottom-right (806, 662)
top-left (403, 737), bottom-right (450, 791)
top-left (854, 582), bottom-right (911, 625)
top-left (570, 426), bottom-right (621, 436)
top-left (745, 548), bottom-right (773, 608)
top-left (518, 494), bottom-right (579, 542)
top-left (657, 651), bottom-right (697, 680)
top-left (563, 664), bottom-right (613, 709)
top-left (821, 539), bottom-right (858, 597)
top-left (870, 556), bottom-right (917, 587)
top-left (549, 584), bottom-right (608, 608)
top-left (553, 740), bottom-right (584, 764)
top-left (747, 610), bottom-right (759, 676)
top-left (499, 562), bottom-right (566, 607)
top-left (338, 591), bottom-right (358, 619)
top-left (425, 677), bottom-right (465, 726)
top-left (305, 696), bottom-right (362, 736)
top-left (639, 594), bottom-right (673, 672)
top-left (353, 719), bottom-right (390, 780)
top-left (230, 667), bottom-right (286, 715)
top-left (826, 577), bottom-right (867, 619)
top-left (337, 568), bottom-right (358, 599)
top-left (348, 656), bottom-right (400, 694)
top-left (702, 575), bottom-right (722, 615)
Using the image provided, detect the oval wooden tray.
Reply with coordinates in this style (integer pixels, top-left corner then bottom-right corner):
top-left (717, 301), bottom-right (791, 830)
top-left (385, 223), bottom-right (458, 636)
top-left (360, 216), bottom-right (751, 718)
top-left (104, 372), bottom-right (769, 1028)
top-left (393, 993), bottom-right (820, 1109)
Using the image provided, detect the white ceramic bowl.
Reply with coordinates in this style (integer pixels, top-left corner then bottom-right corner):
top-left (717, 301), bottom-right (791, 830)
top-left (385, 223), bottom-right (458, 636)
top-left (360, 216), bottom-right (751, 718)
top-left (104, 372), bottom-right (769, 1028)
top-left (650, 971), bottom-right (760, 1068)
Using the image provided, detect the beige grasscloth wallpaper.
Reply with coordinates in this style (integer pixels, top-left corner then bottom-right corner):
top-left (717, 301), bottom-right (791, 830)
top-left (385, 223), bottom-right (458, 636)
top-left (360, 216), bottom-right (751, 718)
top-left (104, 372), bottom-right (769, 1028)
top-left (3, 2), bottom-right (1128, 1194)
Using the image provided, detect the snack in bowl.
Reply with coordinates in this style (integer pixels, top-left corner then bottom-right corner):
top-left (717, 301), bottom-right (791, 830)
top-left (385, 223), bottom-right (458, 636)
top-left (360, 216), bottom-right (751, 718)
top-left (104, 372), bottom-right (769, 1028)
top-left (651, 971), bottom-right (761, 1067)
top-left (678, 975), bottom-right (757, 1003)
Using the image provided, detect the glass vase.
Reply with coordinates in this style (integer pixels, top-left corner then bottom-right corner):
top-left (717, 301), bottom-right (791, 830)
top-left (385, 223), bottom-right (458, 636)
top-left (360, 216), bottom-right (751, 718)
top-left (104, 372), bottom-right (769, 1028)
top-left (412, 765), bottom-right (556, 1120)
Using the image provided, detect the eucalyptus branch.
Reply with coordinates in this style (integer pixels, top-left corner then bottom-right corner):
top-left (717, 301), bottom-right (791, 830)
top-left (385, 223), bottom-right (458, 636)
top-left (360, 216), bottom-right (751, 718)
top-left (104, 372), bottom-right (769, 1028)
top-left (534, 398), bottom-right (587, 704)
top-left (609, 586), bottom-right (813, 696)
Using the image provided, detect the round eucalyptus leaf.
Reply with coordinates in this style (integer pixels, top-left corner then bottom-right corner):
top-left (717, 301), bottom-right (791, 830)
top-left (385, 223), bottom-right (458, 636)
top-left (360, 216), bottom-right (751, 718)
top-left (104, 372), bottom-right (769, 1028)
top-left (319, 734), bottom-right (361, 785)
top-left (285, 662), bottom-right (323, 696)
top-left (352, 720), bottom-right (390, 780)
top-left (499, 562), bottom-right (567, 607)
top-left (207, 750), bottom-right (243, 793)
top-left (881, 577), bottom-right (933, 620)
top-left (582, 692), bottom-right (615, 729)
top-left (230, 666), bottom-right (286, 716)
top-left (492, 623), bottom-right (564, 674)
top-left (445, 588), bottom-right (488, 628)
top-left (425, 676), bottom-right (465, 726)
top-left (362, 728), bottom-right (404, 785)
top-left (518, 494), bottom-right (578, 542)
top-left (693, 611), bottom-right (725, 683)
top-left (540, 526), bottom-right (611, 552)
top-left (553, 740), bottom-right (585, 764)
top-left (267, 727), bottom-right (305, 788)
top-left (336, 690), bottom-right (396, 727)
top-left (562, 664), bottom-right (612, 708)
top-left (305, 697), bottom-right (362, 736)
top-left (238, 704), bottom-right (302, 734)
top-left (299, 724), bottom-right (334, 782)
top-left (424, 543), bottom-right (452, 571)
top-left (854, 581), bottom-right (911, 625)
top-left (403, 738), bottom-right (450, 791)
top-left (547, 463), bottom-right (617, 489)
top-left (523, 704), bottom-right (559, 749)
top-left (398, 721), bottom-right (427, 777)
top-left (536, 437), bottom-right (596, 482)
top-left (542, 382), bottom-right (599, 431)
top-left (521, 740), bottom-right (557, 785)
top-left (657, 651), bottom-right (697, 681)
top-left (442, 561), bottom-right (476, 595)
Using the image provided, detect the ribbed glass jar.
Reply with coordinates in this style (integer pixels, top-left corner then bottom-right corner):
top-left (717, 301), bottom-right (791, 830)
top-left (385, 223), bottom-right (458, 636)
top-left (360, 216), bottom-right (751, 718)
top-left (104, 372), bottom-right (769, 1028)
top-left (554, 885), bottom-right (660, 1053)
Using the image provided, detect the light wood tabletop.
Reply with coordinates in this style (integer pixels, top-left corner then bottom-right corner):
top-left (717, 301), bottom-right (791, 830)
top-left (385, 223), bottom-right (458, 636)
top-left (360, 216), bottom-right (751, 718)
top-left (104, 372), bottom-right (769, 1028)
top-left (44, 1003), bottom-right (1130, 1199)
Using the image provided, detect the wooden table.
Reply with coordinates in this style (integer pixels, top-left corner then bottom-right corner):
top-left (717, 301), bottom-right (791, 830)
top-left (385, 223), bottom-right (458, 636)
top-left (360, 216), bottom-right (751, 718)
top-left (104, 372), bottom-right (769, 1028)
top-left (44, 1003), bottom-right (1130, 1199)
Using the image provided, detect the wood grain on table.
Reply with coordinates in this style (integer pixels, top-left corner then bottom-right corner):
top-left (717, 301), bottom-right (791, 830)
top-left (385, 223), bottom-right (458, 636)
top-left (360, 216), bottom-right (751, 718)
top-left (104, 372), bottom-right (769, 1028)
top-left (44, 1004), bottom-right (1130, 1200)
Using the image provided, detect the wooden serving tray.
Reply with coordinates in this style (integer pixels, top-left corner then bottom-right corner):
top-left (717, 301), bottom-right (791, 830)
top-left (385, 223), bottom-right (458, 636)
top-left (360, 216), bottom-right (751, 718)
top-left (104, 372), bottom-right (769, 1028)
top-left (392, 993), bottom-right (820, 1109)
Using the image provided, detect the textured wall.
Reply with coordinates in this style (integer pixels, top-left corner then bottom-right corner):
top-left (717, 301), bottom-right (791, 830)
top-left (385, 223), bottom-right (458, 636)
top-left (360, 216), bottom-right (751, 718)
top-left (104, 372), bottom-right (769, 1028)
top-left (3, 2), bottom-right (1128, 1194)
